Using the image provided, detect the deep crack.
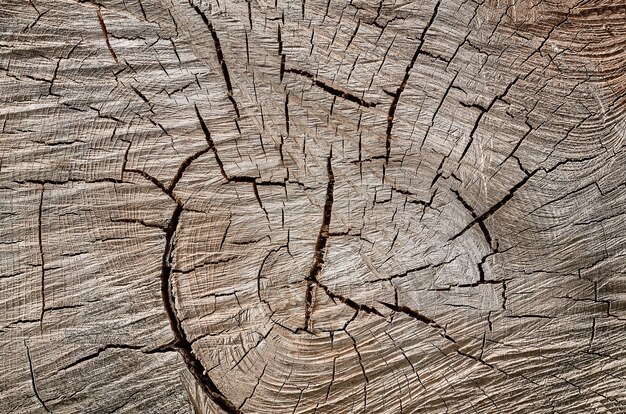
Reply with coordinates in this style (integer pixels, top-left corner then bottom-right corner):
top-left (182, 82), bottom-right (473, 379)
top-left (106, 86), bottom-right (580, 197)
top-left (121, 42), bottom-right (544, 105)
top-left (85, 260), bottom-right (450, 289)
top-left (160, 204), bottom-right (242, 414)
top-left (303, 154), bottom-right (335, 331)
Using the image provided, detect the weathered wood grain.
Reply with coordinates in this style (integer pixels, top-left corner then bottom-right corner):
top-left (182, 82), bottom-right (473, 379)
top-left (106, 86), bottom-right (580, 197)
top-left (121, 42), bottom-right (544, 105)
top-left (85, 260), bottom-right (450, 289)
top-left (1, 0), bottom-right (625, 412)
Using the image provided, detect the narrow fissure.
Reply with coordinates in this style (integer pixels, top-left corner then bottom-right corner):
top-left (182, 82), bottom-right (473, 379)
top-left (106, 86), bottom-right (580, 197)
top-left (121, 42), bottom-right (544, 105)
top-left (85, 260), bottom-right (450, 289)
top-left (167, 147), bottom-right (211, 194)
top-left (278, 25), bottom-right (286, 82)
top-left (189, 1), bottom-right (240, 119)
top-left (160, 204), bottom-right (242, 414)
top-left (96, 7), bottom-right (118, 64)
top-left (285, 67), bottom-right (377, 108)
top-left (25, 341), bottom-right (51, 413)
top-left (385, 2), bottom-right (440, 162)
top-left (303, 154), bottom-right (335, 331)
top-left (451, 189), bottom-right (492, 247)
top-left (38, 185), bottom-right (45, 329)
top-left (450, 171), bottom-right (535, 242)
top-left (122, 107), bottom-right (245, 413)
top-left (458, 76), bottom-right (520, 163)
top-left (195, 104), bottom-right (229, 181)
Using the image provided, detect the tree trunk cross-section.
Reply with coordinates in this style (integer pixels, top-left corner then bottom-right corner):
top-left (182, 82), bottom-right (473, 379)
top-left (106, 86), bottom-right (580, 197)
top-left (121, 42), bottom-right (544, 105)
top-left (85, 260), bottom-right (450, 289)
top-left (1, 0), bottom-right (626, 413)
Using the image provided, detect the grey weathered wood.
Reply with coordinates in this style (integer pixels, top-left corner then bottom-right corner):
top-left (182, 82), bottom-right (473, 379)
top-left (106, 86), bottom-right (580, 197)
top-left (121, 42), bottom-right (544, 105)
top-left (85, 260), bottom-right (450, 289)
top-left (2, 0), bottom-right (626, 412)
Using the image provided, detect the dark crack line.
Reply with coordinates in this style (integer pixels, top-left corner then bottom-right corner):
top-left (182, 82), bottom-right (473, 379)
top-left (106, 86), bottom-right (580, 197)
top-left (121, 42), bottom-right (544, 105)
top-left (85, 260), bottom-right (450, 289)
top-left (458, 76), bottom-right (520, 163)
top-left (451, 189), bottom-right (492, 247)
top-left (38, 185), bottom-right (45, 330)
top-left (302, 154), bottom-right (335, 331)
top-left (285, 67), bottom-right (377, 108)
top-left (285, 92), bottom-right (290, 136)
top-left (197, 107), bottom-right (285, 187)
top-left (380, 302), bottom-right (497, 371)
top-left (189, 1), bottom-right (240, 119)
top-left (450, 171), bottom-right (535, 242)
top-left (239, 364), bottom-right (267, 410)
top-left (257, 245), bottom-right (289, 303)
top-left (60, 344), bottom-right (152, 372)
top-left (124, 106), bottom-right (244, 413)
top-left (96, 7), bottom-right (118, 64)
top-left (160, 204), bottom-right (242, 414)
top-left (167, 147), bottom-right (211, 194)
top-left (195, 104), bottom-right (229, 181)
top-left (420, 72), bottom-right (459, 150)
top-left (195, 105), bottom-right (282, 218)
top-left (70, 104), bottom-right (241, 412)
top-left (25, 341), bottom-right (51, 413)
top-left (379, 302), bottom-right (454, 341)
top-left (385, 1), bottom-right (440, 162)
top-left (317, 279), bottom-right (384, 317)
top-left (368, 256), bottom-right (456, 284)
top-left (125, 169), bottom-right (169, 195)
top-left (278, 25), bottom-right (286, 81)
top-left (346, 330), bottom-right (369, 384)
top-left (325, 356), bottom-right (337, 402)
top-left (384, 330), bottom-right (426, 391)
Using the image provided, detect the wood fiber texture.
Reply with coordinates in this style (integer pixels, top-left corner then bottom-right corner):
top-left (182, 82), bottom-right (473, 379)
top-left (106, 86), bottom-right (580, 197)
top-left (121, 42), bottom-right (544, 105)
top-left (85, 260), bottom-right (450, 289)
top-left (1, 0), bottom-right (626, 413)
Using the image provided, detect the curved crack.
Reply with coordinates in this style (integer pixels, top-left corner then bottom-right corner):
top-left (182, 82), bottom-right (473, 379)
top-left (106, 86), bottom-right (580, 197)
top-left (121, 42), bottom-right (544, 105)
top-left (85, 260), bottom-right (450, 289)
top-left (125, 109), bottom-right (244, 413)
top-left (161, 204), bottom-right (242, 414)
top-left (25, 341), bottom-right (51, 413)
top-left (302, 153), bottom-right (335, 331)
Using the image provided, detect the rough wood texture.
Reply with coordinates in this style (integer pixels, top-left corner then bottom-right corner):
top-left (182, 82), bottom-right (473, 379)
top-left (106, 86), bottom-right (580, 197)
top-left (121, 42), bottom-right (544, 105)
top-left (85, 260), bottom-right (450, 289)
top-left (2, 0), bottom-right (626, 412)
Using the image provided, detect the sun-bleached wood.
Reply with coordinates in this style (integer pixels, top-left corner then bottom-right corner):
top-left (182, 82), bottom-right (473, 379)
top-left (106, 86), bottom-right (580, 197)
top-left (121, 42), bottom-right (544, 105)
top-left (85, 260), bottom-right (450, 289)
top-left (1, 0), bottom-right (626, 413)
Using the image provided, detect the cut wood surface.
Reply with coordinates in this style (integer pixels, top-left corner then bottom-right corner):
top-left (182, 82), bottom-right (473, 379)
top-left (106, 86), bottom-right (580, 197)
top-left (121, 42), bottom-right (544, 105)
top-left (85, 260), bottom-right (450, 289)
top-left (1, 0), bottom-right (626, 412)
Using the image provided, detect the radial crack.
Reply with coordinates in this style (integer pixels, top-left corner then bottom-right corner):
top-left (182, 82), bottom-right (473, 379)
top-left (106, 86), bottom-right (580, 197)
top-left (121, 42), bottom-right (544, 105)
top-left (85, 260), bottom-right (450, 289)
top-left (195, 104), bottom-right (229, 181)
top-left (450, 171), bottom-right (535, 242)
top-left (188, 1), bottom-right (240, 119)
top-left (303, 153), bottom-right (335, 331)
top-left (160, 204), bottom-right (242, 413)
top-left (385, 2), bottom-right (440, 162)
top-left (37, 185), bottom-right (45, 330)
top-left (25, 341), bottom-right (51, 413)
top-left (451, 189), bottom-right (492, 247)
top-left (379, 301), bottom-right (457, 343)
top-left (458, 76), bottom-right (520, 163)
top-left (96, 7), bottom-right (118, 64)
top-left (285, 67), bottom-right (377, 108)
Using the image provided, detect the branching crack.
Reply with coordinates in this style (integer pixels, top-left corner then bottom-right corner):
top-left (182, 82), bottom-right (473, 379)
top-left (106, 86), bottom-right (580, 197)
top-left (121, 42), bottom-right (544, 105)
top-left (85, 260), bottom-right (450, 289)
top-left (239, 364), bottom-right (267, 409)
top-left (60, 344), bottom-right (148, 371)
top-left (188, 1), bottom-right (240, 119)
top-left (380, 302), bottom-right (498, 371)
top-left (450, 171), bottom-right (535, 242)
top-left (312, 278), bottom-right (384, 317)
top-left (379, 302), bottom-right (455, 342)
top-left (122, 107), bottom-right (245, 412)
top-left (458, 76), bottom-right (520, 163)
top-left (167, 147), bottom-right (211, 194)
top-left (451, 189), bottom-right (492, 247)
top-left (385, 2), bottom-right (440, 162)
top-left (302, 153), bottom-right (338, 331)
top-left (160, 204), bottom-right (242, 413)
top-left (195, 104), bottom-right (229, 181)
top-left (368, 256), bottom-right (456, 284)
top-left (346, 330), bottom-right (369, 384)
